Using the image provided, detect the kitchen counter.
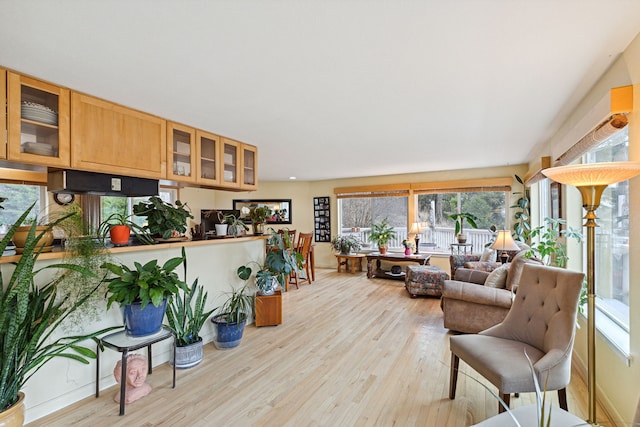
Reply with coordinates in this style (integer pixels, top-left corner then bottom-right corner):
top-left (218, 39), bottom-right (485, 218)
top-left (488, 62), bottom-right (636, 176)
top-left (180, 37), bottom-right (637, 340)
top-left (0, 235), bottom-right (268, 264)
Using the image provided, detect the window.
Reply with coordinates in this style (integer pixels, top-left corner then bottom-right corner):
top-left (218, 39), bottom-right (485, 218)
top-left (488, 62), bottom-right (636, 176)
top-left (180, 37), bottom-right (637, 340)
top-left (339, 196), bottom-right (407, 248)
top-left (583, 127), bottom-right (630, 333)
top-left (100, 187), bottom-right (179, 228)
top-left (0, 184), bottom-right (45, 227)
top-left (416, 191), bottom-right (507, 252)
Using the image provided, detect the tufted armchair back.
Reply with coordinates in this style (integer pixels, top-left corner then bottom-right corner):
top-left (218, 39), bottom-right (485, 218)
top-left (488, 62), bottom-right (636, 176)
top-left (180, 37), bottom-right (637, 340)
top-left (480, 263), bottom-right (584, 388)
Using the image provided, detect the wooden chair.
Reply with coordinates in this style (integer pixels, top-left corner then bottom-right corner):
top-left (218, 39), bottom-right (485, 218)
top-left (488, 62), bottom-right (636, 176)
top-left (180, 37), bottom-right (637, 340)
top-left (289, 232), bottom-right (313, 289)
top-left (278, 229), bottom-right (297, 249)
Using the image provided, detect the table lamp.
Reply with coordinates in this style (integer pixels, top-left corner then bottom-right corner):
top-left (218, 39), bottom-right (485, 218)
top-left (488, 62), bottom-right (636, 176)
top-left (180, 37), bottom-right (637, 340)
top-left (409, 222), bottom-right (421, 254)
top-left (542, 161), bottom-right (640, 426)
top-left (490, 230), bottom-right (520, 263)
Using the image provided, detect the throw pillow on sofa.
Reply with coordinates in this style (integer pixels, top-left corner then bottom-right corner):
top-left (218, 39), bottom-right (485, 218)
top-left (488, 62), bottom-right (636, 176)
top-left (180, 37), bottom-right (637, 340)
top-left (484, 265), bottom-right (508, 288)
top-left (479, 247), bottom-right (496, 262)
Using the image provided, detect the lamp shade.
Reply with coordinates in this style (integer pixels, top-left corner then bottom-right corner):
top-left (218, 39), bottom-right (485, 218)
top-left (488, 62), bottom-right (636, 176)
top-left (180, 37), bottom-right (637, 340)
top-left (490, 230), bottom-right (520, 251)
top-left (409, 222), bottom-right (421, 234)
top-left (542, 161), bottom-right (640, 186)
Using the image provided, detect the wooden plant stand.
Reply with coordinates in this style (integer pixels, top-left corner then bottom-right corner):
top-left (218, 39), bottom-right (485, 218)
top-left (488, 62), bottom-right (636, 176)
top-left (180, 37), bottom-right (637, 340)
top-left (255, 290), bottom-right (282, 327)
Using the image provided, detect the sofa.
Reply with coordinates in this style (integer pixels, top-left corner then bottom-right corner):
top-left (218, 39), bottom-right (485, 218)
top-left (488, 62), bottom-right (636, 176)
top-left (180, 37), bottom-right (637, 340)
top-left (441, 250), bottom-right (542, 333)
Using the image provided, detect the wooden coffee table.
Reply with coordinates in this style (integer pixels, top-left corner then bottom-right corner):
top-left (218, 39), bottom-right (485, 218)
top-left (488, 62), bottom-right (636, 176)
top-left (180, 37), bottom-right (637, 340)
top-left (366, 252), bottom-right (431, 280)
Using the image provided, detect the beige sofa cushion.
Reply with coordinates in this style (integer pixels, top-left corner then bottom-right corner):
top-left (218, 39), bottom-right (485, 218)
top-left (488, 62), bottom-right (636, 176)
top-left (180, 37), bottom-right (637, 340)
top-left (484, 265), bottom-right (508, 288)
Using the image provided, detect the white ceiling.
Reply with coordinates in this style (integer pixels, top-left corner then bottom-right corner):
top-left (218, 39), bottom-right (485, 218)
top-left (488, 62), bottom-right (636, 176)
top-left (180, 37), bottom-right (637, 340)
top-left (2, 1), bottom-right (640, 182)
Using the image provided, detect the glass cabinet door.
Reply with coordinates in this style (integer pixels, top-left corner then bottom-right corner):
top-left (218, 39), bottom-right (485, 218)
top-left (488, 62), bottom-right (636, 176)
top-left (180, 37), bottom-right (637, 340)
top-left (241, 144), bottom-right (258, 189)
top-left (221, 137), bottom-right (240, 188)
top-left (7, 72), bottom-right (70, 167)
top-left (196, 130), bottom-right (219, 185)
top-left (167, 122), bottom-right (196, 182)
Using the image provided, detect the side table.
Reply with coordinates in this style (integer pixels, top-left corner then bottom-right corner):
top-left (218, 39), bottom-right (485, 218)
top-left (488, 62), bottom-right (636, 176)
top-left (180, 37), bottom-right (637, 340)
top-left (450, 243), bottom-right (473, 254)
top-left (96, 326), bottom-right (176, 415)
top-left (335, 253), bottom-right (366, 273)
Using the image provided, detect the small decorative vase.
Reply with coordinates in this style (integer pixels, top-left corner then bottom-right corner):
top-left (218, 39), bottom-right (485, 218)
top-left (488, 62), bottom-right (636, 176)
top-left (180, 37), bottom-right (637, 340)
top-left (404, 247), bottom-right (412, 256)
top-left (252, 222), bottom-right (264, 235)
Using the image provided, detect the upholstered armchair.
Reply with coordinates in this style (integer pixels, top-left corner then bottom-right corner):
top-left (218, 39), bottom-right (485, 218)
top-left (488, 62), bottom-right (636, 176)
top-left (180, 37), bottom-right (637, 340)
top-left (449, 263), bottom-right (585, 414)
top-left (442, 251), bottom-right (542, 333)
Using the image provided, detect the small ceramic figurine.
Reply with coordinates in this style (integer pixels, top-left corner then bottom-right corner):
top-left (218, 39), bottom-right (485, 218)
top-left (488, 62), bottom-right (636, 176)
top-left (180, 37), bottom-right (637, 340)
top-left (113, 354), bottom-right (152, 404)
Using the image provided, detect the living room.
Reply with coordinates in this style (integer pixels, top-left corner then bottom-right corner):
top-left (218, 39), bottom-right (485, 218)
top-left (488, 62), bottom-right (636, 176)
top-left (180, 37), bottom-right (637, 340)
top-left (2, 2), bottom-right (640, 426)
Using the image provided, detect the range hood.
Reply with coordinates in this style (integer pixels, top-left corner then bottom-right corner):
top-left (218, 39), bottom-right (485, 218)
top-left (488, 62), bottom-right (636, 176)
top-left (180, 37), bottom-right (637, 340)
top-left (48, 170), bottom-right (159, 197)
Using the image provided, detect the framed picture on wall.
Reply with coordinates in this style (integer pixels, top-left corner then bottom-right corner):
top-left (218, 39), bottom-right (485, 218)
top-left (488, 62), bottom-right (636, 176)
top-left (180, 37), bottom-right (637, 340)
top-left (313, 196), bottom-right (331, 242)
top-left (550, 181), bottom-right (562, 219)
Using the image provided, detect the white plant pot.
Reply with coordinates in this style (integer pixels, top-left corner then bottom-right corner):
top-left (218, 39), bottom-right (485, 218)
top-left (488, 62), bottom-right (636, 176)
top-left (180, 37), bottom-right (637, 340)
top-left (215, 224), bottom-right (228, 236)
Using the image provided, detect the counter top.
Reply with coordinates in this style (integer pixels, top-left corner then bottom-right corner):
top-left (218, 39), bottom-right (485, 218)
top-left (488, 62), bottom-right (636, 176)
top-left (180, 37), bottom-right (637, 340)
top-left (0, 235), bottom-right (268, 264)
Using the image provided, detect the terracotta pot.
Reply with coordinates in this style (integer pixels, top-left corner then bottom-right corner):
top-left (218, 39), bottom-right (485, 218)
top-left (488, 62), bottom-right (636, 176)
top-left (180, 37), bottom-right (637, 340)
top-left (109, 225), bottom-right (131, 245)
top-left (12, 225), bottom-right (54, 252)
top-left (0, 392), bottom-right (25, 427)
top-left (379, 246), bottom-right (387, 254)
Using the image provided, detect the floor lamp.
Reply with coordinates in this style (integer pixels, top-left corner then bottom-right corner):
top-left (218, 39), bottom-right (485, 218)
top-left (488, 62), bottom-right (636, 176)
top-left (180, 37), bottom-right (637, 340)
top-left (542, 161), bottom-right (640, 426)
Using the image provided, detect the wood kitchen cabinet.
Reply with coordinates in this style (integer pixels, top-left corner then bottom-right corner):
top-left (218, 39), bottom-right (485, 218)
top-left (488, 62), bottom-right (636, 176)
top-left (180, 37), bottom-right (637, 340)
top-left (167, 122), bottom-right (197, 183)
top-left (0, 68), bottom-right (6, 159)
top-left (241, 143), bottom-right (258, 190)
top-left (196, 129), bottom-right (220, 185)
top-left (7, 72), bottom-right (70, 167)
top-left (221, 137), bottom-right (241, 188)
top-left (71, 92), bottom-right (166, 179)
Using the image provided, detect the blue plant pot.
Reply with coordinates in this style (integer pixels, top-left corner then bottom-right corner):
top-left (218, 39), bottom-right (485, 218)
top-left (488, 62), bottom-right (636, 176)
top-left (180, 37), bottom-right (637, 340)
top-left (123, 299), bottom-right (167, 337)
top-left (211, 314), bottom-right (246, 349)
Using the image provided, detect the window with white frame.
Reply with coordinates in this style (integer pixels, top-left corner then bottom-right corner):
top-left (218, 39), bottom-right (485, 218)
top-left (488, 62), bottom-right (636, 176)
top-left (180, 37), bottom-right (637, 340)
top-left (338, 196), bottom-right (408, 248)
top-left (583, 127), bottom-right (630, 334)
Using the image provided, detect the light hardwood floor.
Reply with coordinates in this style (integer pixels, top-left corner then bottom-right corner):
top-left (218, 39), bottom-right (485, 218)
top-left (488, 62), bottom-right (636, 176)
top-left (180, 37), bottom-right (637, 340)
top-left (29, 268), bottom-right (608, 427)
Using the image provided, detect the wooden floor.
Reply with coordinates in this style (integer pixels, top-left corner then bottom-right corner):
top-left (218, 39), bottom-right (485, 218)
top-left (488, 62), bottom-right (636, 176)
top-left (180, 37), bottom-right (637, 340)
top-left (29, 268), bottom-right (608, 427)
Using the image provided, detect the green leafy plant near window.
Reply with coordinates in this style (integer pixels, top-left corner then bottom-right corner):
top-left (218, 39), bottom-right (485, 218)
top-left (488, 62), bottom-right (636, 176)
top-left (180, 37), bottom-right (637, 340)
top-left (98, 211), bottom-right (154, 245)
top-left (133, 196), bottom-right (193, 240)
top-left (369, 218), bottom-right (396, 248)
top-left (448, 212), bottom-right (479, 236)
top-left (330, 235), bottom-right (361, 254)
top-left (525, 217), bottom-right (582, 268)
top-left (511, 174), bottom-right (531, 242)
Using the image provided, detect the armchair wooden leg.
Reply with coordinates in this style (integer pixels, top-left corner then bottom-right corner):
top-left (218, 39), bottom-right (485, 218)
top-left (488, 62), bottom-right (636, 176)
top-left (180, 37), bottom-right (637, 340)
top-left (498, 393), bottom-right (510, 413)
top-left (449, 353), bottom-right (459, 399)
top-left (558, 388), bottom-right (568, 411)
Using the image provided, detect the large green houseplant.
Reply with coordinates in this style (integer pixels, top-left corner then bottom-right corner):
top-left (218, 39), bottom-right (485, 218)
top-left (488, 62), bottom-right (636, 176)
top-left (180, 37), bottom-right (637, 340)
top-left (132, 196), bottom-right (193, 240)
top-left (0, 202), bottom-right (117, 423)
top-left (165, 248), bottom-right (215, 368)
top-left (102, 253), bottom-right (188, 336)
top-left (448, 212), bottom-right (479, 244)
top-left (369, 218), bottom-right (396, 253)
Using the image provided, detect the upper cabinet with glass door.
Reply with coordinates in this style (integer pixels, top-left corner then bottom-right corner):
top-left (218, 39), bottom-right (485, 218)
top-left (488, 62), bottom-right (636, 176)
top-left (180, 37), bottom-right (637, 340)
top-left (7, 72), bottom-right (70, 167)
top-left (167, 122), bottom-right (197, 183)
top-left (221, 137), bottom-right (241, 188)
top-left (241, 143), bottom-right (258, 190)
top-left (196, 130), bottom-right (220, 186)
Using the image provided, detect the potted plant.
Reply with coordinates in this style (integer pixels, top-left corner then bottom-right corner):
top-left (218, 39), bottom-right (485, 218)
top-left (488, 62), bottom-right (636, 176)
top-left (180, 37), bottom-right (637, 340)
top-left (249, 206), bottom-right (272, 235)
top-left (11, 214), bottom-right (54, 253)
top-left (448, 212), bottom-right (479, 244)
top-left (369, 218), bottom-right (396, 254)
top-left (265, 229), bottom-right (304, 288)
top-left (402, 239), bottom-right (415, 255)
top-left (132, 196), bottom-right (194, 241)
top-left (330, 235), bottom-right (362, 255)
top-left (98, 211), bottom-right (154, 246)
top-left (210, 282), bottom-right (254, 349)
top-left (102, 253), bottom-right (188, 337)
top-left (0, 202), bottom-right (117, 425)
top-left (165, 248), bottom-right (215, 368)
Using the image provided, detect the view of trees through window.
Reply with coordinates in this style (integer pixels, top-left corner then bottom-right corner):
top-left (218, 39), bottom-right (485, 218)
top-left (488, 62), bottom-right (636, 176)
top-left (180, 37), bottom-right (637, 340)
top-left (339, 190), bottom-right (506, 252)
top-left (0, 184), bottom-right (42, 226)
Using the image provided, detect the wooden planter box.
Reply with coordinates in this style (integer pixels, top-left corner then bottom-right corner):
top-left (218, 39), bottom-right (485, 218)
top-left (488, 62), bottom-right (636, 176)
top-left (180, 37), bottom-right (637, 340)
top-left (255, 290), bottom-right (282, 327)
